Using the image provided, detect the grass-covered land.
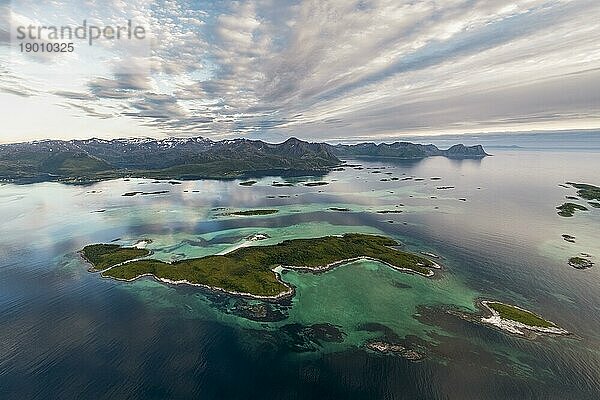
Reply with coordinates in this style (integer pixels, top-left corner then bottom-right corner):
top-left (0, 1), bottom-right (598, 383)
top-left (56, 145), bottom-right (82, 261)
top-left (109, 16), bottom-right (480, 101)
top-left (227, 209), bottom-right (279, 216)
top-left (588, 201), bottom-right (600, 208)
top-left (80, 244), bottom-right (150, 271)
top-left (556, 202), bottom-right (588, 217)
top-left (567, 182), bottom-right (600, 201)
top-left (84, 234), bottom-right (436, 298)
top-left (568, 257), bottom-right (594, 270)
top-left (486, 302), bottom-right (556, 328)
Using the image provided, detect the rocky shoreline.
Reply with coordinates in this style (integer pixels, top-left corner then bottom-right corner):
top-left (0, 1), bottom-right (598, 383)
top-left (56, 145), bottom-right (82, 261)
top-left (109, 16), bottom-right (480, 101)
top-left (479, 300), bottom-right (569, 336)
top-left (102, 269), bottom-right (297, 302)
top-left (96, 253), bottom-right (436, 302)
top-left (280, 256), bottom-right (437, 277)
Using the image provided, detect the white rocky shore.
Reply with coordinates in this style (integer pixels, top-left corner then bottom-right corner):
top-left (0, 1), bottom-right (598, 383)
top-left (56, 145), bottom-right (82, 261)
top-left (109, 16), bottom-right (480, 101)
top-left (102, 270), bottom-right (296, 301)
top-left (281, 256), bottom-right (435, 277)
top-left (133, 239), bottom-right (152, 249)
top-left (480, 301), bottom-right (569, 336)
top-left (94, 255), bottom-right (433, 301)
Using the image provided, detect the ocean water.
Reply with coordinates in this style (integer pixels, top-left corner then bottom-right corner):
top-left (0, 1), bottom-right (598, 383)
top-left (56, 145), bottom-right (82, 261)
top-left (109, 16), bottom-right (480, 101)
top-left (0, 149), bottom-right (599, 399)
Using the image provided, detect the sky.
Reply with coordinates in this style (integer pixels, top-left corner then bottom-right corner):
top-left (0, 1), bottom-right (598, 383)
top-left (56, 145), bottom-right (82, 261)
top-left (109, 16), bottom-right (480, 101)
top-left (0, 0), bottom-right (599, 144)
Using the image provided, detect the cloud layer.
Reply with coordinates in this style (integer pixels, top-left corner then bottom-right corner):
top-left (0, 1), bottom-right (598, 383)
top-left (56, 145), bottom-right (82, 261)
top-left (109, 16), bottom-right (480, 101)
top-left (1, 0), bottom-right (600, 142)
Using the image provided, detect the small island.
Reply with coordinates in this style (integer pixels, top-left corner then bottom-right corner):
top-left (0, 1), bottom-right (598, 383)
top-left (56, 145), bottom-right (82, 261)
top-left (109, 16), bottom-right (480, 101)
top-left (225, 209), bottom-right (279, 216)
top-left (566, 182), bottom-right (600, 201)
top-left (122, 190), bottom-right (169, 196)
top-left (480, 301), bottom-right (568, 336)
top-left (559, 182), bottom-right (600, 214)
top-left (365, 341), bottom-right (424, 361)
top-left (272, 182), bottom-right (294, 187)
top-left (556, 202), bottom-right (588, 217)
top-left (304, 181), bottom-right (329, 187)
top-left (568, 256), bottom-right (594, 270)
top-left (80, 234), bottom-right (437, 299)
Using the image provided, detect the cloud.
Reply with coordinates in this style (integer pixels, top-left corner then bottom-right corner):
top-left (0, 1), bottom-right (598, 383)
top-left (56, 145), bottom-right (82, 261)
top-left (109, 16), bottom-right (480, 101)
top-left (1, 0), bottom-right (600, 141)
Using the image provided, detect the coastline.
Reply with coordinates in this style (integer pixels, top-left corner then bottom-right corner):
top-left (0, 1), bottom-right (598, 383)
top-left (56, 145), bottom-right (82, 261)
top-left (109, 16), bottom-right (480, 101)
top-left (479, 300), bottom-right (569, 336)
top-left (91, 254), bottom-right (436, 301)
top-left (101, 270), bottom-right (296, 302)
top-left (280, 256), bottom-right (437, 277)
top-left (79, 246), bottom-right (154, 273)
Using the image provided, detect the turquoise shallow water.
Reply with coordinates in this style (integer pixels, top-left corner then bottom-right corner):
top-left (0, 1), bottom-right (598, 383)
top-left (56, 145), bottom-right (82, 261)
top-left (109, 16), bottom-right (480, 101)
top-left (1, 149), bottom-right (599, 399)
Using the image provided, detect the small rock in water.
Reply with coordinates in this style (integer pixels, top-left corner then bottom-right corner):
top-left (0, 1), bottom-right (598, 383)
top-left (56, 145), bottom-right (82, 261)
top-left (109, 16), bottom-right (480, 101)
top-left (246, 233), bottom-right (270, 241)
top-left (365, 341), bottom-right (424, 361)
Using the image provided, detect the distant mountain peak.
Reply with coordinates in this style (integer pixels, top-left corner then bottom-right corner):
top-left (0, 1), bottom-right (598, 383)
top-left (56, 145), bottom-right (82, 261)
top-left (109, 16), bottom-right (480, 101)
top-left (331, 141), bottom-right (488, 159)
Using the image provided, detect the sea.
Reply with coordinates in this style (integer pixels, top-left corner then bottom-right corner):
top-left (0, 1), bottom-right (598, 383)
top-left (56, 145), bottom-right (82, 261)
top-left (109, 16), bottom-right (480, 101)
top-left (1, 135), bottom-right (599, 399)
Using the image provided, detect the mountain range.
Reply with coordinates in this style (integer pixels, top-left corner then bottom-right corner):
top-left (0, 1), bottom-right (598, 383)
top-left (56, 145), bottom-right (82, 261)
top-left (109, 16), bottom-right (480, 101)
top-left (0, 137), bottom-right (488, 183)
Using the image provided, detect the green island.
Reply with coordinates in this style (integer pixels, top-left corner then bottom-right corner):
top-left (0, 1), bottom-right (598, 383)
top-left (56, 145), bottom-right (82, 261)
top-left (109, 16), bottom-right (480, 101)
top-left (568, 256), bottom-right (594, 270)
top-left (480, 300), bottom-right (567, 335)
top-left (80, 244), bottom-right (150, 271)
top-left (485, 301), bottom-right (556, 328)
top-left (562, 234), bottom-right (576, 243)
top-left (556, 202), bottom-right (588, 217)
top-left (566, 182), bottom-right (600, 201)
top-left (226, 209), bottom-right (279, 216)
top-left (560, 182), bottom-right (600, 212)
top-left (81, 234), bottom-right (437, 298)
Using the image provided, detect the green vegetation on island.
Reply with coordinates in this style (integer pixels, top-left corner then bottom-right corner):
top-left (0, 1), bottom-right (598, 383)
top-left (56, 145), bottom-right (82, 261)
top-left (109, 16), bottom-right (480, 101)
top-left (568, 256), bottom-right (594, 270)
top-left (227, 209), bottom-right (279, 216)
top-left (82, 234), bottom-right (436, 298)
top-left (239, 180), bottom-right (257, 186)
top-left (80, 244), bottom-right (150, 271)
top-left (566, 182), bottom-right (600, 201)
top-left (556, 202), bottom-right (588, 217)
top-left (486, 302), bottom-right (556, 328)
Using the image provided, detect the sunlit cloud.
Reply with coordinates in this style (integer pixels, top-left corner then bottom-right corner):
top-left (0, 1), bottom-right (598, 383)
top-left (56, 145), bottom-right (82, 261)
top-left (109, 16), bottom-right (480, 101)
top-left (1, 0), bottom-right (599, 143)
